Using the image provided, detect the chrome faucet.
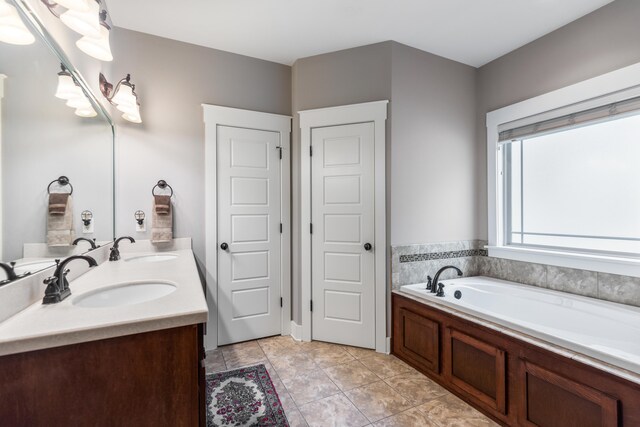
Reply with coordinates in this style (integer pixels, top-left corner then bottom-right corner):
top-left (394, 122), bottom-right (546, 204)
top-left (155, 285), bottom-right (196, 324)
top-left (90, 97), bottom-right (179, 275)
top-left (42, 255), bottom-right (98, 304)
top-left (431, 265), bottom-right (463, 295)
top-left (73, 237), bottom-right (99, 250)
top-left (109, 236), bottom-right (136, 261)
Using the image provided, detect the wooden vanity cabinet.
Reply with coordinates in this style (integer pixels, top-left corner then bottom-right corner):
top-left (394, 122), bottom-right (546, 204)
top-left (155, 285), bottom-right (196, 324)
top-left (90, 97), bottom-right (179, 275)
top-left (0, 324), bottom-right (206, 427)
top-left (392, 293), bottom-right (640, 427)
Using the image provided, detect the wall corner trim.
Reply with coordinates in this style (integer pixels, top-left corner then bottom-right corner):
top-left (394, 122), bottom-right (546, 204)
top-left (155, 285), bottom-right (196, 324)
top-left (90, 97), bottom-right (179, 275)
top-left (290, 321), bottom-right (303, 341)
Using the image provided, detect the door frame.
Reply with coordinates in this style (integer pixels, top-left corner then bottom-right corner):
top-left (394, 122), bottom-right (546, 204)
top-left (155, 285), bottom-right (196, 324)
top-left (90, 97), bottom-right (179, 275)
top-left (203, 104), bottom-right (292, 351)
top-left (299, 100), bottom-right (388, 353)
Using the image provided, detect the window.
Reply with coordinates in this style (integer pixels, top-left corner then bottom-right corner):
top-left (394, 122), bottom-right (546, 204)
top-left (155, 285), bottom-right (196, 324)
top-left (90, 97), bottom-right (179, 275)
top-left (486, 63), bottom-right (640, 277)
top-left (504, 113), bottom-right (640, 256)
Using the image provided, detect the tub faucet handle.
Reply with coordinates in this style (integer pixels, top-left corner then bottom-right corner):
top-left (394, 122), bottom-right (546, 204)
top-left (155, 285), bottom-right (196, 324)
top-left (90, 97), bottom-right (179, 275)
top-left (426, 276), bottom-right (433, 290)
top-left (435, 283), bottom-right (445, 297)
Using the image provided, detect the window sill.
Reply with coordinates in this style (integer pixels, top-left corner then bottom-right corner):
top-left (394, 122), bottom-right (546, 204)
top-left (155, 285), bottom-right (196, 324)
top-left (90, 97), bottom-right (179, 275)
top-left (486, 245), bottom-right (640, 278)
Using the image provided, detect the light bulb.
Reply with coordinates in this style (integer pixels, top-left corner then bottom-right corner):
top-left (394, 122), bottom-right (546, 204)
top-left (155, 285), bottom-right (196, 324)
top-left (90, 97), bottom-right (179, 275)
top-left (60, 0), bottom-right (99, 37)
top-left (76, 22), bottom-right (112, 61)
top-left (0, 3), bottom-right (35, 45)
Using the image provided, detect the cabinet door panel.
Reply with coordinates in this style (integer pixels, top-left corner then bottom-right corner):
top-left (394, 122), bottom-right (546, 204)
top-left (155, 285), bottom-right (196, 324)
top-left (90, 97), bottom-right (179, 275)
top-left (519, 360), bottom-right (619, 427)
top-left (445, 328), bottom-right (506, 414)
top-left (394, 306), bottom-right (440, 374)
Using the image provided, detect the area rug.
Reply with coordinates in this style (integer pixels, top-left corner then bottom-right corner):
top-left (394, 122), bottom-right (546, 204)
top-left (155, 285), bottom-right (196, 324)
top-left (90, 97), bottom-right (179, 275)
top-left (206, 364), bottom-right (289, 427)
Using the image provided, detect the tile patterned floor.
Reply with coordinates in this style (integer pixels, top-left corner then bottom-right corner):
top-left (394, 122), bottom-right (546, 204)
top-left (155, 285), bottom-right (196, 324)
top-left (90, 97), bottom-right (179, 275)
top-left (205, 336), bottom-right (499, 427)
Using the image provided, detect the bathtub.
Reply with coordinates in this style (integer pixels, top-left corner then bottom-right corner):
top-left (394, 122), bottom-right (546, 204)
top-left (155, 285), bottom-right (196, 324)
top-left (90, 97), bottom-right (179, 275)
top-left (401, 276), bottom-right (640, 376)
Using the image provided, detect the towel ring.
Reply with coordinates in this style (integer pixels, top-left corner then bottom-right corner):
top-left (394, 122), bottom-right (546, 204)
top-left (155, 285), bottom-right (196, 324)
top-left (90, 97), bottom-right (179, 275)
top-left (152, 179), bottom-right (173, 198)
top-left (47, 176), bottom-right (73, 195)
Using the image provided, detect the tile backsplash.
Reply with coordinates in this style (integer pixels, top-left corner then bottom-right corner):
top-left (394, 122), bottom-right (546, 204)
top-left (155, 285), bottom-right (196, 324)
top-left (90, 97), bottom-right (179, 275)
top-left (392, 240), bottom-right (640, 308)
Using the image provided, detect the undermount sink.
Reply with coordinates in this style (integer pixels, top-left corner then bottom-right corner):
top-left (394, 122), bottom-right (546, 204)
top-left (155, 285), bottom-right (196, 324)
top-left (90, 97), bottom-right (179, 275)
top-left (73, 281), bottom-right (177, 308)
top-left (124, 254), bottom-right (178, 264)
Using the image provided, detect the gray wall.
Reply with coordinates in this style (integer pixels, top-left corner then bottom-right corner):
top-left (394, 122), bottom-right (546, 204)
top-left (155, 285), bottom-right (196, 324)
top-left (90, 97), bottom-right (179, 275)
top-left (475, 0), bottom-right (640, 239)
top-left (289, 41), bottom-right (477, 324)
top-left (390, 43), bottom-right (476, 245)
top-left (291, 42), bottom-right (393, 323)
top-left (109, 28), bottom-right (291, 274)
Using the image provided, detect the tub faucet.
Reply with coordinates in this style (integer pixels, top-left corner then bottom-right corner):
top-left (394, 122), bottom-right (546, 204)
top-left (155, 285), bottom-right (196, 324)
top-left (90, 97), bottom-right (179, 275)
top-left (42, 255), bottom-right (98, 304)
top-left (431, 265), bottom-right (463, 294)
top-left (73, 237), bottom-right (99, 250)
top-left (109, 236), bottom-right (136, 261)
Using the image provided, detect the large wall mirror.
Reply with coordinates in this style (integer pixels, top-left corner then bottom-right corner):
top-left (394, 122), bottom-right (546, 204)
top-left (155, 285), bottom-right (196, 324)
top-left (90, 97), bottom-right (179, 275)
top-left (0, 0), bottom-right (114, 279)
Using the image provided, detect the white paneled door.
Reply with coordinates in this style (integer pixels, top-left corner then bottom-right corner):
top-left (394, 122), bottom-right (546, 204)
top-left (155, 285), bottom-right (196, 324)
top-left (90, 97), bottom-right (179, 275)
top-left (311, 122), bottom-right (376, 348)
top-left (217, 126), bottom-right (282, 345)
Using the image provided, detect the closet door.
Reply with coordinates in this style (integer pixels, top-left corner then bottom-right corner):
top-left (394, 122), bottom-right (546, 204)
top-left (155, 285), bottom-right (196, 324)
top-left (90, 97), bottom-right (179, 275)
top-left (311, 122), bottom-right (376, 348)
top-left (217, 126), bottom-right (281, 345)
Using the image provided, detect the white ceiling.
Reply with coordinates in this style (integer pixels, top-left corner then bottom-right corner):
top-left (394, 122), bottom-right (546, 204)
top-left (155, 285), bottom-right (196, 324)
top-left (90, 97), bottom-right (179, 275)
top-left (106, 0), bottom-right (614, 67)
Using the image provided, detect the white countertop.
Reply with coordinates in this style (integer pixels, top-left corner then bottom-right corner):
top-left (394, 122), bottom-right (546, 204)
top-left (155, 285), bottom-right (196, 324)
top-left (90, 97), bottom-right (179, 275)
top-left (0, 249), bottom-right (208, 356)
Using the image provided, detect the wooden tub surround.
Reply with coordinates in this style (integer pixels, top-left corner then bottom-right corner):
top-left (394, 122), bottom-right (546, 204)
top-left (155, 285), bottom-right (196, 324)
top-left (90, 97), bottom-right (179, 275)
top-left (392, 291), bottom-right (640, 427)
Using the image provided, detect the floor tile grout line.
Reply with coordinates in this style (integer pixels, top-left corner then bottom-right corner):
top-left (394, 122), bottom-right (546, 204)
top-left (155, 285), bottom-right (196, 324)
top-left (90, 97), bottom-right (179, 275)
top-left (342, 386), bottom-right (377, 424)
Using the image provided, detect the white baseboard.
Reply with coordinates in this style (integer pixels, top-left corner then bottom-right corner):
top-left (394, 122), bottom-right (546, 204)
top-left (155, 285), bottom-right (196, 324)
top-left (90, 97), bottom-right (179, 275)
top-left (386, 337), bottom-right (391, 354)
top-left (290, 321), bottom-right (303, 341)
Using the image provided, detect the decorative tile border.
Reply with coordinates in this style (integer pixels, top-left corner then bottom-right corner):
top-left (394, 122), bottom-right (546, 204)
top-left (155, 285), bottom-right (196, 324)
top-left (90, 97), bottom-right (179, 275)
top-left (399, 249), bottom-right (487, 263)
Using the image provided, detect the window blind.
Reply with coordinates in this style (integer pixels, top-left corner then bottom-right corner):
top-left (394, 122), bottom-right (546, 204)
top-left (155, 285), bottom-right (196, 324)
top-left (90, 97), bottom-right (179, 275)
top-left (498, 94), bottom-right (640, 143)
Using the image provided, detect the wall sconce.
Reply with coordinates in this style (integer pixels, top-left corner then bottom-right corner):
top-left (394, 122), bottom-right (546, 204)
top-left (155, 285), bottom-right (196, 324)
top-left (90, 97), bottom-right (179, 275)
top-left (0, 0), bottom-right (35, 45)
top-left (55, 64), bottom-right (97, 117)
top-left (41, 0), bottom-right (112, 62)
top-left (99, 73), bottom-right (142, 124)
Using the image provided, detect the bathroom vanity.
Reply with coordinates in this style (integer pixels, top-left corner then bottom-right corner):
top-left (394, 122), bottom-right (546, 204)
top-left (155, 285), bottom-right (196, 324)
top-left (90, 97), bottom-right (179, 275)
top-left (392, 288), bottom-right (640, 427)
top-left (0, 244), bottom-right (208, 426)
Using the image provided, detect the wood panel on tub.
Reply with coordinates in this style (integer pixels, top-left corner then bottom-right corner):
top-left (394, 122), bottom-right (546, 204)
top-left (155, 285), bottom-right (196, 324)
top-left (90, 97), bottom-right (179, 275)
top-left (391, 292), bottom-right (640, 427)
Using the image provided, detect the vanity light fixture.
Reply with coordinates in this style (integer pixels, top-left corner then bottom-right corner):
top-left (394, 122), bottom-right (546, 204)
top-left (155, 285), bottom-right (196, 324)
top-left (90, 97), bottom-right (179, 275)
top-left (59, 0), bottom-right (100, 38)
top-left (54, 65), bottom-right (82, 99)
top-left (0, 0), bottom-right (35, 45)
top-left (75, 10), bottom-right (112, 61)
top-left (54, 64), bottom-right (97, 118)
top-left (99, 73), bottom-right (142, 124)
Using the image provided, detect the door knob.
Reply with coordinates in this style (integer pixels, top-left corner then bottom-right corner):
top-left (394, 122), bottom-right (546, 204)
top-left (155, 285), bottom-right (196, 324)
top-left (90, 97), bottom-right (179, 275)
top-left (364, 243), bottom-right (372, 251)
top-left (220, 242), bottom-right (228, 251)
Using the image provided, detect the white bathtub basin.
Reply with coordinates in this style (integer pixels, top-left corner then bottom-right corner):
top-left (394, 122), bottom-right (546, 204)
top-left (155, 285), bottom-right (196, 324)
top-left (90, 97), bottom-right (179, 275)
top-left (73, 281), bottom-right (177, 308)
top-left (401, 276), bottom-right (640, 375)
top-left (124, 254), bottom-right (178, 264)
